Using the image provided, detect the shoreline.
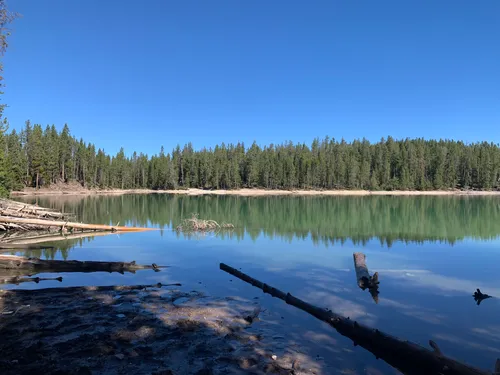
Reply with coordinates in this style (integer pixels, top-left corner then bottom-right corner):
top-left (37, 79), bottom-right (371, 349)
top-left (10, 187), bottom-right (500, 197)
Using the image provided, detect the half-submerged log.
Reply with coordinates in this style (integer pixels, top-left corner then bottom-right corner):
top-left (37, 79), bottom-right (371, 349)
top-left (0, 255), bottom-right (167, 274)
top-left (353, 252), bottom-right (380, 303)
top-left (0, 216), bottom-right (155, 232)
top-left (220, 262), bottom-right (497, 375)
top-left (473, 289), bottom-right (493, 306)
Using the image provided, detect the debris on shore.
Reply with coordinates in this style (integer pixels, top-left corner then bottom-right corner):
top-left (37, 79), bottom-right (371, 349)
top-left (0, 198), bottom-right (154, 233)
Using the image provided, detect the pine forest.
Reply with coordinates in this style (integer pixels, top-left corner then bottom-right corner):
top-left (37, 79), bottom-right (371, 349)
top-left (0, 121), bottom-right (499, 195)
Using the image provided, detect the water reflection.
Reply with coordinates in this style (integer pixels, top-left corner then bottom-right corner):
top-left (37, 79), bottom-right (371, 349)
top-left (18, 194), bottom-right (500, 248)
top-left (0, 236), bottom-right (94, 260)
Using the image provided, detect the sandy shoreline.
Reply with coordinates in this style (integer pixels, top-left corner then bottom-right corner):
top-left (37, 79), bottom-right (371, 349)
top-left (11, 187), bottom-right (500, 197)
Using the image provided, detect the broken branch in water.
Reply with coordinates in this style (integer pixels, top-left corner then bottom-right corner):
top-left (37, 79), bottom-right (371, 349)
top-left (176, 213), bottom-right (234, 233)
top-left (353, 252), bottom-right (380, 303)
top-left (0, 255), bottom-right (168, 274)
top-left (473, 289), bottom-right (493, 306)
top-left (220, 262), bottom-right (497, 375)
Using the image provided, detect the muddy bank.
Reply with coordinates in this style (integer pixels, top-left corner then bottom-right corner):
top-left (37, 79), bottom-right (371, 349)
top-left (11, 187), bottom-right (500, 197)
top-left (0, 285), bottom-right (321, 375)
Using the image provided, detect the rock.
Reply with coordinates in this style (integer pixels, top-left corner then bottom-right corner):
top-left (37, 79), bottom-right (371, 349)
top-left (116, 314), bottom-right (126, 318)
top-left (271, 354), bottom-right (278, 360)
top-left (115, 353), bottom-right (125, 360)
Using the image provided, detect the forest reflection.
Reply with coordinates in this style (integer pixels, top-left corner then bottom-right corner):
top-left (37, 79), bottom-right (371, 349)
top-left (16, 195), bottom-right (500, 255)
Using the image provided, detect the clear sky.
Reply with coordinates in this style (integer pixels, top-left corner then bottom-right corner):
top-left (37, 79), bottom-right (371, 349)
top-left (3, 0), bottom-right (500, 156)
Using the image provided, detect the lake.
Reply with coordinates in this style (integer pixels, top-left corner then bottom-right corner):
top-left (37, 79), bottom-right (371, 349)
top-left (7, 194), bottom-right (500, 374)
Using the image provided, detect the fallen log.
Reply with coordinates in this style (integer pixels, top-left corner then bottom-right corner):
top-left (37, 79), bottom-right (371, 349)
top-left (353, 252), bottom-right (380, 303)
top-left (0, 275), bottom-right (63, 285)
top-left (220, 263), bottom-right (497, 375)
top-left (0, 255), bottom-right (167, 274)
top-left (0, 216), bottom-right (155, 232)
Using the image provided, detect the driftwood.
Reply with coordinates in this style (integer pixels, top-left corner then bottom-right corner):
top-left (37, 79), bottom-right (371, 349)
top-left (0, 255), bottom-right (167, 274)
top-left (473, 289), bottom-right (493, 306)
top-left (0, 199), bottom-right (67, 220)
top-left (220, 263), bottom-right (497, 375)
top-left (353, 252), bottom-right (380, 303)
top-left (0, 199), bottom-right (153, 234)
top-left (0, 216), bottom-right (155, 233)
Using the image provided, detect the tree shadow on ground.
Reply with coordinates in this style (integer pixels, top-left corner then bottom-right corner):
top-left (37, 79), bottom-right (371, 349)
top-left (0, 284), bottom-right (325, 375)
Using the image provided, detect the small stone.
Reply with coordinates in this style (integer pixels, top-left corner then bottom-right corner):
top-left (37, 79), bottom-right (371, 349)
top-left (116, 314), bottom-right (126, 318)
top-left (11, 360), bottom-right (18, 364)
top-left (271, 354), bottom-right (277, 360)
top-left (115, 353), bottom-right (125, 360)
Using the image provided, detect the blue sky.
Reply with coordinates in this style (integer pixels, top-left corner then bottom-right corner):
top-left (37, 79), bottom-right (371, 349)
top-left (3, 0), bottom-right (500, 156)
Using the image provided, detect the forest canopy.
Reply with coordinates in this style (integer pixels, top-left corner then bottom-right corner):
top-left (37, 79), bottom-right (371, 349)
top-left (0, 121), bottom-right (499, 194)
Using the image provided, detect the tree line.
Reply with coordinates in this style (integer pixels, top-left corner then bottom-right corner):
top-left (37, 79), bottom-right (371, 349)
top-left (1, 121), bottom-right (500, 194)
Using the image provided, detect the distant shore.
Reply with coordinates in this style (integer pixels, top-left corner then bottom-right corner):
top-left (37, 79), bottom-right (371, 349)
top-left (10, 187), bottom-right (500, 197)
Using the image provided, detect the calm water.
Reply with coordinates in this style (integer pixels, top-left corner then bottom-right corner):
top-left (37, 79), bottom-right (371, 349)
top-left (7, 194), bottom-right (500, 374)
